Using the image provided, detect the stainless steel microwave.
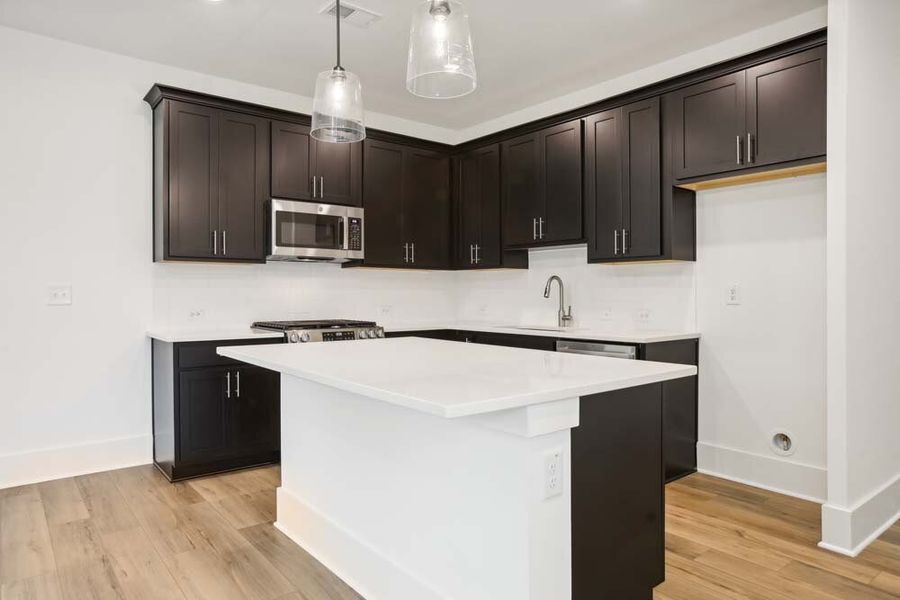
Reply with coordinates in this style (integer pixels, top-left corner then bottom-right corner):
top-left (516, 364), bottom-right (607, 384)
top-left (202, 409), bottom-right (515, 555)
top-left (268, 199), bottom-right (364, 263)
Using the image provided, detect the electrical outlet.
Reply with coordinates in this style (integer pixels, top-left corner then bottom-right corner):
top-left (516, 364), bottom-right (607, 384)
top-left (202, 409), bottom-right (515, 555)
top-left (635, 308), bottom-right (651, 323)
top-left (543, 449), bottom-right (564, 499)
top-left (188, 309), bottom-right (205, 321)
top-left (47, 285), bottom-right (72, 306)
top-left (378, 305), bottom-right (393, 316)
top-left (599, 308), bottom-right (613, 321)
top-left (726, 284), bottom-right (741, 305)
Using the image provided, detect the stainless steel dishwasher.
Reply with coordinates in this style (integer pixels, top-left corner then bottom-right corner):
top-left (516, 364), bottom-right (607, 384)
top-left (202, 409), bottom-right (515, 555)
top-left (555, 340), bottom-right (638, 359)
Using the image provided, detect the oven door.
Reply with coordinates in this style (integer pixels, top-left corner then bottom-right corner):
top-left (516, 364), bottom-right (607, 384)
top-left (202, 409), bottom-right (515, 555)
top-left (269, 199), bottom-right (355, 262)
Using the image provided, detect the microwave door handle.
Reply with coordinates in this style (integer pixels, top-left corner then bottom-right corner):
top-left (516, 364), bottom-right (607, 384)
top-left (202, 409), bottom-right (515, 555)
top-left (340, 217), bottom-right (347, 249)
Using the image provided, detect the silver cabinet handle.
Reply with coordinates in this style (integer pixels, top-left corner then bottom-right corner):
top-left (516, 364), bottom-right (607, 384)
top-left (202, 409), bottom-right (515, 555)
top-left (411, 242), bottom-right (415, 264)
top-left (404, 243), bottom-right (409, 263)
top-left (539, 218), bottom-right (544, 240)
top-left (235, 371), bottom-right (240, 398)
top-left (226, 371), bottom-right (231, 399)
top-left (736, 135), bottom-right (743, 165)
top-left (320, 176), bottom-right (324, 198)
top-left (222, 230), bottom-right (227, 256)
top-left (474, 244), bottom-right (480, 264)
top-left (212, 230), bottom-right (218, 255)
top-left (614, 229), bottom-right (619, 255)
top-left (533, 218), bottom-right (537, 240)
top-left (312, 176), bottom-right (317, 197)
top-left (622, 229), bottom-right (628, 254)
top-left (470, 244), bottom-right (474, 265)
top-left (747, 132), bottom-right (755, 164)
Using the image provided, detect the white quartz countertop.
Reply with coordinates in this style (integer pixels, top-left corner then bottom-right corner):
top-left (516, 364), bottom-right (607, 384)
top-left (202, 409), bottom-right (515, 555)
top-left (147, 328), bottom-right (283, 343)
top-left (218, 337), bottom-right (697, 418)
top-left (384, 322), bottom-right (700, 344)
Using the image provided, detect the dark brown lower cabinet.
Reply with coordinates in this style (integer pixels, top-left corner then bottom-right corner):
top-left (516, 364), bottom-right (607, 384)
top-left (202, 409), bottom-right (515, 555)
top-left (572, 383), bottom-right (664, 600)
top-left (153, 338), bottom-right (281, 481)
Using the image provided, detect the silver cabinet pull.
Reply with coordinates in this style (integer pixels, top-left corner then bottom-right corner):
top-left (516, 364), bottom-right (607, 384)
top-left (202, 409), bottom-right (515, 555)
top-left (222, 230), bottom-right (227, 256)
top-left (539, 218), bottom-right (545, 240)
top-left (403, 243), bottom-right (409, 263)
top-left (622, 228), bottom-right (628, 254)
top-left (532, 218), bottom-right (537, 240)
top-left (235, 371), bottom-right (240, 398)
top-left (736, 135), bottom-right (743, 165)
top-left (320, 176), bottom-right (324, 198)
top-left (474, 244), bottom-right (480, 264)
top-left (470, 244), bottom-right (474, 265)
top-left (747, 132), bottom-right (755, 164)
top-left (614, 229), bottom-right (619, 255)
top-left (312, 176), bottom-right (317, 197)
top-left (226, 371), bottom-right (231, 399)
top-left (411, 242), bottom-right (415, 264)
top-left (212, 230), bottom-right (218, 255)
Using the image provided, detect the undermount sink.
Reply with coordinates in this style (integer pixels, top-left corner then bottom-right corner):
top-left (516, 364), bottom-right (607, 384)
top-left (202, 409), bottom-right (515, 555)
top-left (504, 325), bottom-right (578, 333)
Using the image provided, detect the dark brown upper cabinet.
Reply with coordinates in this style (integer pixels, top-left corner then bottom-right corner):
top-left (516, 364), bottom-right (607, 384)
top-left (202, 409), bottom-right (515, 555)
top-left (362, 139), bottom-right (450, 269)
top-left (502, 119), bottom-right (583, 248)
top-left (584, 98), bottom-right (661, 263)
top-left (454, 144), bottom-right (502, 269)
top-left (154, 99), bottom-right (268, 263)
top-left (270, 120), bottom-right (362, 206)
top-left (669, 45), bottom-right (825, 181)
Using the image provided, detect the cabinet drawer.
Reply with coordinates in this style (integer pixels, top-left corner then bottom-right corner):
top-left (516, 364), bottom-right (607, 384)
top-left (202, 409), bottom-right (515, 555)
top-left (176, 338), bottom-right (283, 370)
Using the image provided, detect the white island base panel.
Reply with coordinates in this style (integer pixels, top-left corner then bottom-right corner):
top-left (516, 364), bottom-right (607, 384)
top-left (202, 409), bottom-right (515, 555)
top-left (274, 375), bottom-right (577, 600)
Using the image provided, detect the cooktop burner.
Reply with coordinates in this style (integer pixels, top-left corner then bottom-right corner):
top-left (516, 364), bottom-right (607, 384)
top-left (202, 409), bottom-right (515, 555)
top-left (252, 319), bottom-right (377, 331)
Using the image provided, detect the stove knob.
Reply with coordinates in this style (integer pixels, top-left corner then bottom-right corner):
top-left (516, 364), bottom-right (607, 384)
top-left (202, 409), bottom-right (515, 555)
top-left (375, 329), bottom-right (384, 338)
top-left (288, 331), bottom-right (299, 343)
top-left (358, 330), bottom-right (368, 339)
top-left (299, 332), bottom-right (311, 343)
top-left (368, 329), bottom-right (378, 339)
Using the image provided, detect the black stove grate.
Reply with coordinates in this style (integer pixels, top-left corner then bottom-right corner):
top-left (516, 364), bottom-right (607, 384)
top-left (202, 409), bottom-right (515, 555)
top-left (252, 319), bottom-right (377, 331)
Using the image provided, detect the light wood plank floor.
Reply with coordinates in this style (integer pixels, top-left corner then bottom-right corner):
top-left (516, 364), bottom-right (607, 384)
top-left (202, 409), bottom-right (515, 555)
top-left (1, 466), bottom-right (898, 599)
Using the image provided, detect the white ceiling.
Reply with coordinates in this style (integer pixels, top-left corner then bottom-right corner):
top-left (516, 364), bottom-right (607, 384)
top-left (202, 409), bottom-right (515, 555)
top-left (0, 0), bottom-right (825, 131)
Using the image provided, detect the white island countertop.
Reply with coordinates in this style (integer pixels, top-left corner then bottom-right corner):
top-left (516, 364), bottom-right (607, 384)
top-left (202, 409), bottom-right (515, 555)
top-left (218, 337), bottom-right (696, 418)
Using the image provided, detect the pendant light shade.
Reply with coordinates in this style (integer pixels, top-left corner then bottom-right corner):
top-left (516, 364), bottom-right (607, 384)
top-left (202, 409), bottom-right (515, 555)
top-left (406, 0), bottom-right (477, 99)
top-left (311, 0), bottom-right (365, 143)
top-left (311, 68), bottom-right (365, 143)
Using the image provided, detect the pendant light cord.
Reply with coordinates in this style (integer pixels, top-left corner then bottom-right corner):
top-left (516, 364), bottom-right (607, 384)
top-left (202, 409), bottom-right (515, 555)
top-left (335, 0), bottom-right (342, 70)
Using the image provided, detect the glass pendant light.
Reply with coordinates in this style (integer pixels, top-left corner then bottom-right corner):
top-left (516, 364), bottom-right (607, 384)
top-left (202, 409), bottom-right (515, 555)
top-left (406, 0), bottom-right (477, 99)
top-left (311, 0), bottom-right (365, 143)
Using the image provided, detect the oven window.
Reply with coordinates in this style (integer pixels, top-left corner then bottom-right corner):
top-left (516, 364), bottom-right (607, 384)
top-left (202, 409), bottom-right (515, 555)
top-left (275, 211), bottom-right (343, 249)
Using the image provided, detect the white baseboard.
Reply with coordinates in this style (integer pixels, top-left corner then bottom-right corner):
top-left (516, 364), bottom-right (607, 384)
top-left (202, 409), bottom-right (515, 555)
top-left (697, 441), bottom-right (826, 503)
top-left (275, 486), bottom-right (446, 600)
top-left (820, 472), bottom-right (900, 556)
top-left (0, 434), bottom-right (152, 490)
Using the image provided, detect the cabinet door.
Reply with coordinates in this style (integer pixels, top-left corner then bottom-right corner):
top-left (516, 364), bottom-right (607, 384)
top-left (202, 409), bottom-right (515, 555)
top-left (363, 140), bottom-right (406, 266)
top-left (271, 121), bottom-right (312, 200)
top-left (405, 147), bottom-right (450, 269)
top-left (502, 133), bottom-right (543, 246)
top-left (746, 46), bottom-right (826, 168)
top-left (178, 369), bottom-right (228, 464)
top-left (217, 110), bottom-right (269, 261)
top-left (541, 120), bottom-right (583, 243)
top-left (584, 108), bottom-right (623, 261)
top-left (312, 139), bottom-right (362, 206)
top-left (456, 144), bottom-right (501, 268)
top-left (670, 72), bottom-right (747, 179)
top-left (621, 98), bottom-right (661, 259)
top-left (228, 367), bottom-right (279, 457)
top-left (168, 101), bottom-right (218, 259)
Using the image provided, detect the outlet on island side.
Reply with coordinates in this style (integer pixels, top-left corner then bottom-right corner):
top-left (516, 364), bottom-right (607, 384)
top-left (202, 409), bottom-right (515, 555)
top-left (543, 449), bottom-right (564, 499)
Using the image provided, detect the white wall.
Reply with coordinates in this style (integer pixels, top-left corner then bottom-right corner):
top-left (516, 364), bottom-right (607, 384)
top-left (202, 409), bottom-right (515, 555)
top-left (0, 25), bottom-right (457, 489)
top-left (456, 246), bottom-right (695, 333)
top-left (695, 175), bottom-right (826, 501)
top-left (822, 0), bottom-right (900, 556)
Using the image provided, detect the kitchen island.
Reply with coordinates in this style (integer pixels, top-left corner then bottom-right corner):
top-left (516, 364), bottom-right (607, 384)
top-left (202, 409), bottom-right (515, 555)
top-left (219, 337), bottom-right (697, 600)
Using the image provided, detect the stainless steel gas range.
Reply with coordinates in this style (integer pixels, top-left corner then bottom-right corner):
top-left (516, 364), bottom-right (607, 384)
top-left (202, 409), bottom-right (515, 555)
top-left (252, 319), bottom-right (385, 344)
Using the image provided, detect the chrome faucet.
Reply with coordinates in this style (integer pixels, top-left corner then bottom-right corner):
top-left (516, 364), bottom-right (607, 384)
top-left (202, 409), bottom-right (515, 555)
top-left (543, 275), bottom-right (574, 328)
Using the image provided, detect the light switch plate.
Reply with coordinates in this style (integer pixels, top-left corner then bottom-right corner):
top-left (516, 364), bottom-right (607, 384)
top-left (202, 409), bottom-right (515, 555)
top-left (47, 285), bottom-right (72, 306)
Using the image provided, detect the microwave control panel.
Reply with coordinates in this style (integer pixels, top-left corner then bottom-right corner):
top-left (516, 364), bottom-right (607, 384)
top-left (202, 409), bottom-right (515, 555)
top-left (348, 217), bottom-right (363, 251)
